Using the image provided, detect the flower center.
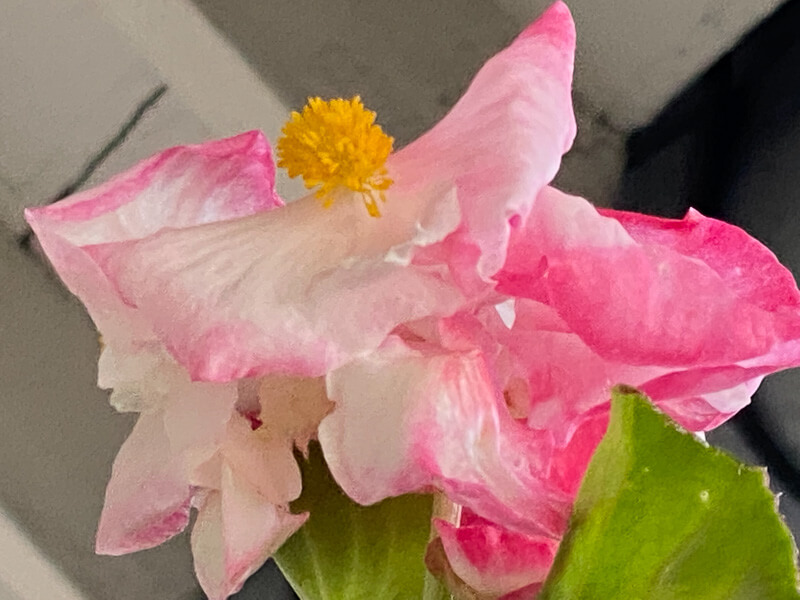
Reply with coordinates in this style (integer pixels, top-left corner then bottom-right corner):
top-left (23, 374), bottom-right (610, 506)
top-left (276, 96), bottom-right (394, 217)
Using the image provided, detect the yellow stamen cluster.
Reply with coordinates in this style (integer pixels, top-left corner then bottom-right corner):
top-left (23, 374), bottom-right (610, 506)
top-left (276, 96), bottom-right (394, 217)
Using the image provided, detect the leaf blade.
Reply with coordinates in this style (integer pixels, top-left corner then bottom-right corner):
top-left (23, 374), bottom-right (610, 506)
top-left (274, 443), bottom-right (434, 600)
top-left (539, 386), bottom-right (800, 600)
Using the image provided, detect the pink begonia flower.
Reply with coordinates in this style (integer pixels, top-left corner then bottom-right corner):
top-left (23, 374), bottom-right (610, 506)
top-left (25, 2), bottom-right (800, 599)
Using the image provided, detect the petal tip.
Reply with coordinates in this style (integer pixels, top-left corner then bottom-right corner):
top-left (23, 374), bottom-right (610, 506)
top-left (518, 1), bottom-right (576, 49)
top-left (95, 500), bottom-right (192, 556)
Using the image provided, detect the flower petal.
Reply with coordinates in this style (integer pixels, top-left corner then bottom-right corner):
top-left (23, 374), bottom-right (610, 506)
top-left (24, 131), bottom-right (282, 346)
top-left (476, 298), bottom-right (765, 435)
top-left (83, 189), bottom-right (465, 380)
top-left (221, 415), bottom-right (303, 505)
top-left (391, 1), bottom-right (577, 278)
top-left (480, 299), bottom-right (662, 438)
top-left (190, 467), bottom-right (307, 600)
top-left (599, 207), bottom-right (800, 312)
top-left (319, 337), bottom-right (570, 538)
top-left (435, 514), bottom-right (558, 597)
top-left (95, 413), bottom-right (192, 555)
top-left (498, 186), bottom-right (800, 370)
top-left (495, 189), bottom-right (800, 435)
top-left (161, 378), bottom-right (238, 468)
top-left (96, 348), bottom-right (238, 554)
top-left (638, 367), bottom-right (768, 430)
top-left (97, 343), bottom-right (171, 413)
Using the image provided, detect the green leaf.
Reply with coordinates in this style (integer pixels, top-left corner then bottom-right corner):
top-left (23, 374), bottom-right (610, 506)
top-left (274, 443), bottom-right (435, 600)
top-left (539, 385), bottom-right (800, 600)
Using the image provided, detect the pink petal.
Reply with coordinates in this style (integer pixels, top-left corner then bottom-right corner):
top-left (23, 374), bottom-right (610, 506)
top-left (24, 131), bottom-right (282, 346)
top-left (220, 415), bottom-right (303, 505)
top-left (500, 584), bottom-right (544, 600)
top-left (161, 377), bottom-right (238, 468)
top-left (499, 187), bottom-right (800, 369)
top-left (473, 298), bottom-right (762, 436)
top-left (638, 367), bottom-right (768, 430)
top-left (96, 413), bottom-right (192, 555)
top-left (479, 299), bottom-right (661, 437)
top-left (191, 467), bottom-right (307, 600)
top-left (435, 516), bottom-right (558, 597)
top-left (496, 186), bottom-right (800, 434)
top-left (96, 350), bottom-right (238, 554)
top-left (391, 1), bottom-right (577, 279)
top-left (600, 207), bottom-right (800, 312)
top-left (546, 405), bottom-right (610, 497)
top-left (83, 187), bottom-right (465, 380)
top-left (319, 337), bottom-right (570, 538)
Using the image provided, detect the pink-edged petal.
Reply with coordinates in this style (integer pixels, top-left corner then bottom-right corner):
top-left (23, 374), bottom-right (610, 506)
top-left (96, 413), bottom-right (192, 555)
top-left (97, 343), bottom-right (173, 412)
top-left (498, 187), bottom-right (800, 369)
top-left (29, 131), bottom-right (281, 237)
top-left (319, 336), bottom-right (570, 538)
top-left (472, 298), bottom-right (762, 436)
top-left (435, 516), bottom-right (558, 597)
top-left (83, 187), bottom-right (464, 380)
top-left (24, 131), bottom-right (282, 346)
top-left (96, 352), bottom-right (239, 555)
top-left (391, 1), bottom-right (577, 279)
top-left (191, 467), bottom-right (307, 600)
top-left (221, 415), bottom-right (303, 505)
top-left (478, 300), bottom-right (660, 436)
top-left (637, 367), bottom-right (771, 430)
top-left (161, 378), bottom-right (238, 468)
top-left (599, 207), bottom-right (800, 312)
top-left (546, 405), bottom-right (609, 497)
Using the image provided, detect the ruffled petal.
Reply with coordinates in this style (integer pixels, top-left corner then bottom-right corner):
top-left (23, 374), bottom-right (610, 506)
top-left (497, 188), bottom-right (800, 431)
top-left (96, 346), bottom-right (238, 555)
top-left (96, 413), bottom-right (192, 555)
top-left (24, 131), bottom-right (282, 346)
top-left (319, 337), bottom-right (570, 538)
top-left (474, 298), bottom-right (764, 435)
top-left (435, 514), bottom-right (558, 597)
top-left (220, 415), bottom-right (303, 505)
top-left (599, 207), bottom-right (800, 312)
top-left (83, 188), bottom-right (465, 380)
top-left (391, 1), bottom-right (577, 278)
top-left (498, 187), bottom-right (800, 370)
top-left (191, 467), bottom-right (307, 600)
top-left (546, 406), bottom-right (609, 497)
top-left (495, 187), bottom-right (800, 435)
top-left (638, 367), bottom-right (768, 430)
top-left (161, 378), bottom-right (238, 469)
top-left (478, 299), bottom-right (662, 437)
top-left (97, 343), bottom-right (172, 413)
